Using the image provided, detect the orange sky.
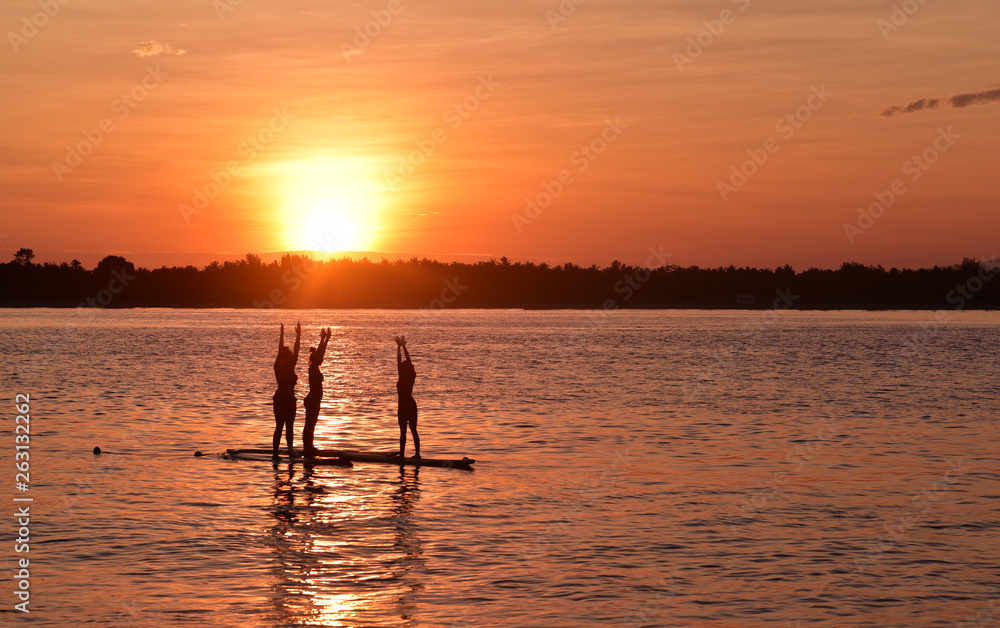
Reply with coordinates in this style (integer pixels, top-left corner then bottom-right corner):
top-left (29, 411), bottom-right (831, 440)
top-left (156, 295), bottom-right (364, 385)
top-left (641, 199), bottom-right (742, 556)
top-left (1, 0), bottom-right (998, 269)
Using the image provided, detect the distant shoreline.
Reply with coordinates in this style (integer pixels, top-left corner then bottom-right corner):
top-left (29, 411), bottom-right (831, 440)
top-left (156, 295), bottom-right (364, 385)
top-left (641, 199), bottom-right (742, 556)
top-left (4, 252), bottom-right (998, 311)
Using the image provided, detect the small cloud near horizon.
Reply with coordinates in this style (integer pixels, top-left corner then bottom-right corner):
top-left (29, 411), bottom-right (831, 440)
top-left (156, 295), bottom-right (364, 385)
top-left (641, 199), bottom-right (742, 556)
top-left (131, 40), bottom-right (186, 57)
top-left (880, 86), bottom-right (1000, 117)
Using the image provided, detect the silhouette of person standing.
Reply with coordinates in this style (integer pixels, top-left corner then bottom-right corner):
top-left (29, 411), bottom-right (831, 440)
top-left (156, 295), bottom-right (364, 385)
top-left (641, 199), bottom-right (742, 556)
top-left (302, 327), bottom-right (332, 457)
top-left (393, 335), bottom-right (420, 460)
top-left (272, 322), bottom-right (301, 459)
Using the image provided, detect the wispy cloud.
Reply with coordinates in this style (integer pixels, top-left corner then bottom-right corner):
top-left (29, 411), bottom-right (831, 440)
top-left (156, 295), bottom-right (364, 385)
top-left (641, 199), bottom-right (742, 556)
top-left (880, 87), bottom-right (1000, 117)
top-left (131, 40), bottom-right (186, 57)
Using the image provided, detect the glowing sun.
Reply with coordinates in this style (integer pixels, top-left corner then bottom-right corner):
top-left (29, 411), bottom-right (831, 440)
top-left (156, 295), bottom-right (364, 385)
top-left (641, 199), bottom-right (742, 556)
top-left (276, 157), bottom-right (383, 254)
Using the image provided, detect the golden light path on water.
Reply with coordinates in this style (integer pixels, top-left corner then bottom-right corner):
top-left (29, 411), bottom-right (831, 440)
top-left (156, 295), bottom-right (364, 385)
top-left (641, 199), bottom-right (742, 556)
top-left (263, 432), bottom-right (428, 627)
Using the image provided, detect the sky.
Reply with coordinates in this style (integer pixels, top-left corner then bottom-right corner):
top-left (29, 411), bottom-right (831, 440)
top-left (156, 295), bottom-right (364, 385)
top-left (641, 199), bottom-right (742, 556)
top-left (1, 0), bottom-right (998, 270)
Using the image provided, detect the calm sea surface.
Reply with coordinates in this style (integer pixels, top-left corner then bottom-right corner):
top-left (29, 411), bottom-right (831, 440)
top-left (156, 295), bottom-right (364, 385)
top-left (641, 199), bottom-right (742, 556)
top-left (1, 309), bottom-right (998, 627)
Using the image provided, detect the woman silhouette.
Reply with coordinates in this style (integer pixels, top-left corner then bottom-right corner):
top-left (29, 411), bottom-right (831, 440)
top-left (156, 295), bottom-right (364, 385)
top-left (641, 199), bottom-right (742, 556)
top-left (393, 335), bottom-right (420, 459)
top-left (272, 322), bottom-right (301, 459)
top-left (302, 327), bottom-right (332, 457)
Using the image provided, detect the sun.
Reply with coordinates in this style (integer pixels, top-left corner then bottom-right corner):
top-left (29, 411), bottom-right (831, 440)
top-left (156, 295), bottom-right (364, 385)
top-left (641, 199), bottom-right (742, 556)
top-left (301, 211), bottom-right (362, 253)
top-left (274, 157), bottom-right (384, 254)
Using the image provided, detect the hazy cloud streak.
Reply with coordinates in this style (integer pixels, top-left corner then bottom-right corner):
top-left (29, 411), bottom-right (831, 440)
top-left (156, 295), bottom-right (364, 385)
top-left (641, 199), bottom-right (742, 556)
top-left (880, 87), bottom-right (1000, 117)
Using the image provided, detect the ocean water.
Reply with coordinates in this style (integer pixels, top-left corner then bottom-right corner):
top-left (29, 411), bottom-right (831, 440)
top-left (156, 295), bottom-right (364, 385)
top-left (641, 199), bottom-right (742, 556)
top-left (1, 308), bottom-right (998, 627)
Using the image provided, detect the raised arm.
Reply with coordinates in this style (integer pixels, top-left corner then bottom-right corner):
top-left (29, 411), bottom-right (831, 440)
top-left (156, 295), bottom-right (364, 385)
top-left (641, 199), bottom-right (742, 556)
top-left (292, 322), bottom-right (302, 365)
top-left (314, 328), bottom-right (331, 364)
top-left (275, 323), bottom-right (285, 367)
top-left (394, 335), bottom-right (407, 363)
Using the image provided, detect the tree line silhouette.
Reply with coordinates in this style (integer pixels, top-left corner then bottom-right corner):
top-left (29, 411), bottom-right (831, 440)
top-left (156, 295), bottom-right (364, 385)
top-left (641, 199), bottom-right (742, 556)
top-left (2, 248), bottom-right (998, 309)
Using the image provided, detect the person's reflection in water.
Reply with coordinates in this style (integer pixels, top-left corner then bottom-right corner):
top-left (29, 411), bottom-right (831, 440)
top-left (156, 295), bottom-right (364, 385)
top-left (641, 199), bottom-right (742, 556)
top-left (392, 466), bottom-right (421, 539)
top-left (270, 465), bottom-right (300, 528)
top-left (300, 464), bottom-right (326, 500)
top-left (391, 466), bottom-right (424, 623)
top-left (264, 464), bottom-right (426, 625)
top-left (268, 464), bottom-right (323, 624)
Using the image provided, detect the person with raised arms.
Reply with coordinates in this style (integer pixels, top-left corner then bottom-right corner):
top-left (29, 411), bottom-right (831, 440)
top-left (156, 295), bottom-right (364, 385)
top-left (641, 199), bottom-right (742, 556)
top-left (302, 327), bottom-right (332, 458)
top-left (393, 335), bottom-right (420, 460)
top-left (272, 322), bottom-right (301, 459)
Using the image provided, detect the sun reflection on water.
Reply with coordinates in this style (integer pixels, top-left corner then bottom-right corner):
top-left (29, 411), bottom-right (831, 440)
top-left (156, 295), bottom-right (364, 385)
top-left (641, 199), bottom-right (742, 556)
top-left (264, 462), bottom-right (425, 626)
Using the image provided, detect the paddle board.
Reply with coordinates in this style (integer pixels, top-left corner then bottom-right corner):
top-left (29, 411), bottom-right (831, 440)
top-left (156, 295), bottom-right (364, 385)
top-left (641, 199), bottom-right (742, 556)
top-left (226, 448), bottom-right (475, 470)
top-left (223, 450), bottom-right (353, 467)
